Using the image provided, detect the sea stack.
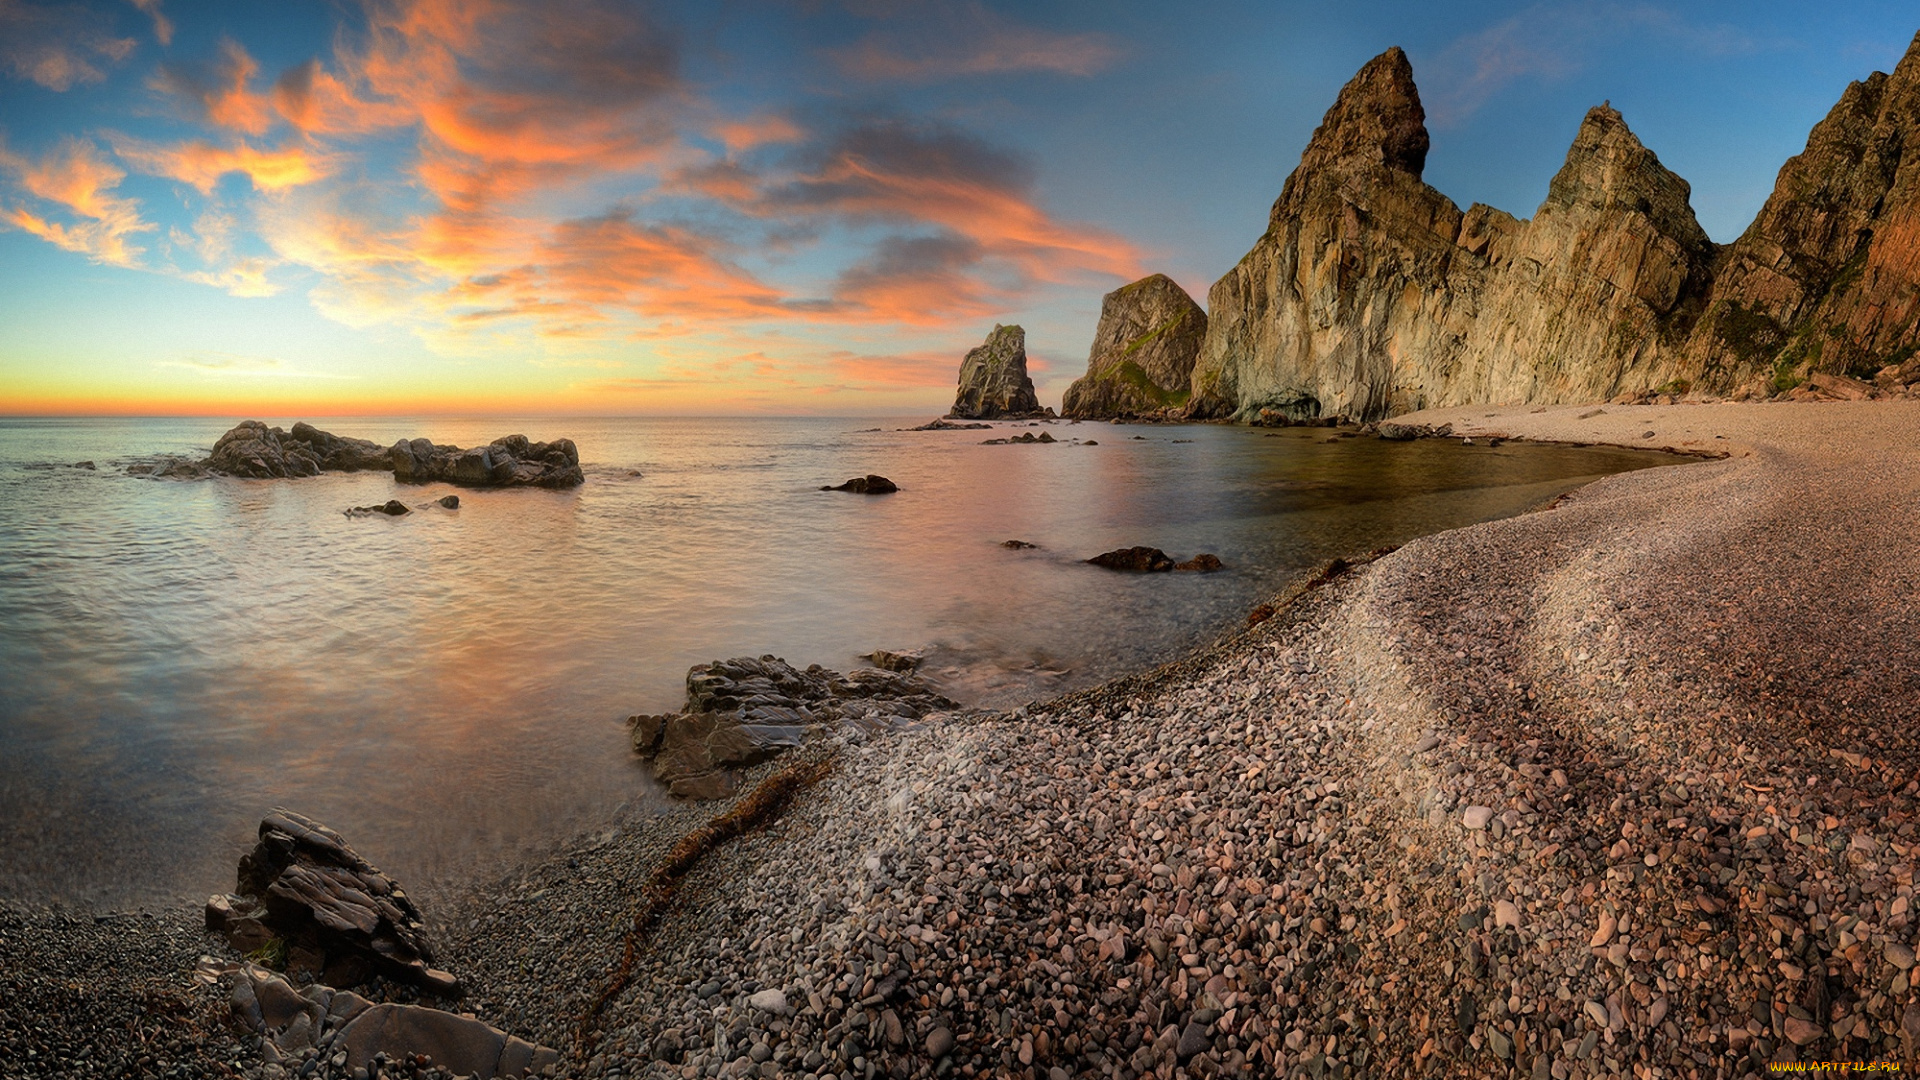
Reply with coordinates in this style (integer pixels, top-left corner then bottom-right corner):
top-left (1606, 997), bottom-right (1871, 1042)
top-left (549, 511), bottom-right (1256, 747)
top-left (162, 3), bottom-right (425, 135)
top-left (1061, 274), bottom-right (1207, 420)
top-left (948, 324), bottom-right (1046, 419)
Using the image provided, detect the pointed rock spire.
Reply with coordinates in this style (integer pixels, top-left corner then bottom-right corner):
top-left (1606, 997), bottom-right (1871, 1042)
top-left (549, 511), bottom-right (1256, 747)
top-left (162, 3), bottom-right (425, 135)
top-left (1542, 105), bottom-right (1712, 256)
top-left (1292, 47), bottom-right (1431, 183)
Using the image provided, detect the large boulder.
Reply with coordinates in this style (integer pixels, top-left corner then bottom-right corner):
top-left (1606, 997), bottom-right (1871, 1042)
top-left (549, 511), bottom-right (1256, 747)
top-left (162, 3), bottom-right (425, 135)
top-left (389, 433), bottom-right (584, 488)
top-left (1061, 274), bottom-right (1208, 419)
top-left (206, 809), bottom-right (457, 993)
top-left (948, 324), bottom-right (1047, 419)
top-left (630, 656), bottom-right (958, 799)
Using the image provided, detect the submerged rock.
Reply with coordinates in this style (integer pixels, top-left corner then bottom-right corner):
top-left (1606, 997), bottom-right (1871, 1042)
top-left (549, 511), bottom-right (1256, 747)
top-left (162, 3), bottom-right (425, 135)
top-left (345, 500), bottom-right (411, 517)
top-left (630, 655), bottom-right (958, 799)
top-left (906, 419), bottom-right (993, 431)
top-left (1062, 274), bottom-right (1208, 419)
top-left (822, 475), bottom-right (898, 493)
top-left (180, 421), bottom-right (584, 488)
top-left (981, 431), bottom-right (1057, 445)
top-left (207, 809), bottom-right (456, 993)
top-left (948, 325), bottom-right (1048, 420)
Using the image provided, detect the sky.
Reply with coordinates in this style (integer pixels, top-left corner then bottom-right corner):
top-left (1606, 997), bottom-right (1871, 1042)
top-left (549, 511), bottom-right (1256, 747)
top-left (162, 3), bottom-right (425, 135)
top-left (1, 1), bottom-right (1916, 417)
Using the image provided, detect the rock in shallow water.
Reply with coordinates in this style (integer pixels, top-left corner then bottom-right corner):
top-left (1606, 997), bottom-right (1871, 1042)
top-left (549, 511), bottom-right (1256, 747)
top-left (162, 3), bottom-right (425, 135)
top-left (821, 474), bottom-right (898, 493)
top-left (629, 655), bottom-right (958, 798)
top-left (208, 809), bottom-right (456, 993)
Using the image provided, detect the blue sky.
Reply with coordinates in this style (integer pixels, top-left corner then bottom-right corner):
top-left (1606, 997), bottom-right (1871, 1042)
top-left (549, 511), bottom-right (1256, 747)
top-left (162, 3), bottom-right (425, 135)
top-left (1, 0), bottom-right (1916, 414)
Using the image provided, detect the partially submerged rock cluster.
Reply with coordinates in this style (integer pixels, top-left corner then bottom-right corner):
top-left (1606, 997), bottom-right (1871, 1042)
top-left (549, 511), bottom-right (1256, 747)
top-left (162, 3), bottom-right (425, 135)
top-left (629, 655), bottom-right (962, 799)
top-left (133, 420), bottom-right (583, 488)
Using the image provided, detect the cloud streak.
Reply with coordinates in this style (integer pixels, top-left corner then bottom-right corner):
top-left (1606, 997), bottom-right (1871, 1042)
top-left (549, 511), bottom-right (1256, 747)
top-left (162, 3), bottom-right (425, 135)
top-left (831, 2), bottom-right (1123, 82)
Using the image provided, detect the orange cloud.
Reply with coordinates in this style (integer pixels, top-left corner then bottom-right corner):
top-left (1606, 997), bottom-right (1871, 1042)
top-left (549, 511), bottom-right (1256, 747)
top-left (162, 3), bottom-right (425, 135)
top-left (153, 39), bottom-right (276, 135)
top-left (270, 58), bottom-right (413, 135)
top-left (828, 349), bottom-right (959, 387)
top-left (0, 136), bottom-right (151, 266)
top-left (114, 136), bottom-right (335, 193)
top-left (713, 114), bottom-right (803, 155)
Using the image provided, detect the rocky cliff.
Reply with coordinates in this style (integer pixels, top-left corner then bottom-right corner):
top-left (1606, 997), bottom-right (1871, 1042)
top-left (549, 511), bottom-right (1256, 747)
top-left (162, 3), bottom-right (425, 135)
top-left (949, 324), bottom-right (1046, 419)
top-left (1061, 274), bottom-right (1207, 419)
top-left (1685, 31), bottom-right (1920, 388)
top-left (1184, 31), bottom-right (1920, 421)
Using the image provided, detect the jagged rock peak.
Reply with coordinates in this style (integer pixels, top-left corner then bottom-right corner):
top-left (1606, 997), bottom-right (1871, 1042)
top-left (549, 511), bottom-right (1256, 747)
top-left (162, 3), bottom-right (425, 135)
top-left (1544, 104), bottom-right (1712, 255)
top-left (1062, 274), bottom-right (1207, 420)
top-left (1291, 47), bottom-right (1430, 186)
top-left (948, 324), bottom-right (1046, 420)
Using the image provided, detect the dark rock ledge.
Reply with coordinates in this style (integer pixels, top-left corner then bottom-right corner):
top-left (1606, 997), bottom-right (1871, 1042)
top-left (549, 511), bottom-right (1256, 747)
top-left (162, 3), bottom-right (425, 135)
top-left (630, 655), bottom-right (963, 799)
top-left (132, 420), bottom-right (584, 488)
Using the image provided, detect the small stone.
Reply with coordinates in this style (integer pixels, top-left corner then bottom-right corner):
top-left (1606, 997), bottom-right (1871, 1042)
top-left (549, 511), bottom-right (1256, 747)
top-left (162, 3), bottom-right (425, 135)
top-left (1462, 806), bottom-right (1494, 830)
top-left (1494, 900), bottom-right (1520, 931)
top-left (1886, 942), bottom-right (1916, 971)
top-left (1783, 1017), bottom-right (1824, 1046)
top-left (1589, 913), bottom-right (1617, 948)
top-left (1176, 1022), bottom-right (1210, 1060)
top-left (1583, 1001), bottom-right (1608, 1028)
top-left (1487, 1029), bottom-right (1511, 1059)
top-left (926, 1026), bottom-right (954, 1058)
top-left (748, 988), bottom-right (789, 1014)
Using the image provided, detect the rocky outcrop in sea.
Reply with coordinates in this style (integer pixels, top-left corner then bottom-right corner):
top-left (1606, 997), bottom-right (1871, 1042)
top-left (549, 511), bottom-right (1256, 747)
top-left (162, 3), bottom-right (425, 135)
top-left (629, 655), bottom-right (963, 799)
top-left (1062, 274), bottom-right (1208, 420)
top-left (1183, 30), bottom-right (1920, 422)
top-left (138, 421), bottom-right (585, 488)
top-left (948, 325), bottom-right (1049, 420)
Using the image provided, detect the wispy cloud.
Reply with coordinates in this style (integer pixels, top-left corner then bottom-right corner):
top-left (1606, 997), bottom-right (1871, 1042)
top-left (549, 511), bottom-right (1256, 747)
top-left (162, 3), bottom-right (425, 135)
top-left (113, 134), bottom-right (336, 193)
top-left (125, 0), bottom-right (170, 47)
top-left (1425, 2), bottom-right (1760, 125)
top-left (0, 135), bottom-right (151, 266)
top-left (0, 0), bottom-right (136, 91)
top-left (831, 2), bottom-right (1123, 82)
top-left (158, 352), bottom-right (354, 378)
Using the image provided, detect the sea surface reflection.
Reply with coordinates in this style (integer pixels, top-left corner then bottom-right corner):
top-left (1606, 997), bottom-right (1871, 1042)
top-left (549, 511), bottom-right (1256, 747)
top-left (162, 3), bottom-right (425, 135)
top-left (0, 415), bottom-right (1671, 907)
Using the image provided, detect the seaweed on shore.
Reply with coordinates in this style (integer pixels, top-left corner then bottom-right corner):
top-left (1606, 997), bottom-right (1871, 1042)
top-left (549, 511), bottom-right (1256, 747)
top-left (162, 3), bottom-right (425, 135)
top-left (572, 752), bottom-right (837, 1059)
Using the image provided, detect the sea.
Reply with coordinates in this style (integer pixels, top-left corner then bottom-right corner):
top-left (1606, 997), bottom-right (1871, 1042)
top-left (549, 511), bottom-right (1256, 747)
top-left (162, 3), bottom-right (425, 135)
top-left (0, 415), bottom-right (1671, 909)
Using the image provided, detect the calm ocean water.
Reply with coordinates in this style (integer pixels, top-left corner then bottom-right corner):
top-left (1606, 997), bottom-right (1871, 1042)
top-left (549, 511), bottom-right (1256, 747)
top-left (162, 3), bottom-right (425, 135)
top-left (0, 415), bottom-right (1668, 908)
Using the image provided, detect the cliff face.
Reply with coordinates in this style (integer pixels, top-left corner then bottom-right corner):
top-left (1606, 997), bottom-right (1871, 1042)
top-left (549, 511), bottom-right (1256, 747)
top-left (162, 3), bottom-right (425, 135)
top-left (949, 324), bottom-right (1044, 419)
top-left (1188, 48), bottom-right (1472, 422)
top-left (1685, 31), bottom-right (1920, 384)
top-left (1187, 31), bottom-right (1920, 420)
top-left (1061, 274), bottom-right (1207, 419)
top-left (1189, 50), bottom-right (1718, 421)
top-left (1447, 106), bottom-right (1718, 406)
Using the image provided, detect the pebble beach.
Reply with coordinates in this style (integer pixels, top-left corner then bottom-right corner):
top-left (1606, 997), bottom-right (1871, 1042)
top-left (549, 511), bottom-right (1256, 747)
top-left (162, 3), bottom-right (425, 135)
top-left (12, 399), bottom-right (1920, 1080)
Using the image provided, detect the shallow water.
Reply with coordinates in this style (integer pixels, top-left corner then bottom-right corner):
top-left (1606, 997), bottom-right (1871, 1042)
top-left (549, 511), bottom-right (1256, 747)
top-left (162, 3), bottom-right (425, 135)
top-left (0, 415), bottom-right (1671, 908)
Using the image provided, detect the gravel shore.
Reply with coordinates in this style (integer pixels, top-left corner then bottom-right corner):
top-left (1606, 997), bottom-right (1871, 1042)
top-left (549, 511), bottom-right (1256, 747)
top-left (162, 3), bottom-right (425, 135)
top-left (14, 399), bottom-right (1920, 1080)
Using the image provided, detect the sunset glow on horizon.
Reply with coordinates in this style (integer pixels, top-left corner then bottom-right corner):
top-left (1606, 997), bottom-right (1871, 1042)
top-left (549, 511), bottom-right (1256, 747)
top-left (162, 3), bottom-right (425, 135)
top-left (4, 0), bottom-right (1918, 417)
